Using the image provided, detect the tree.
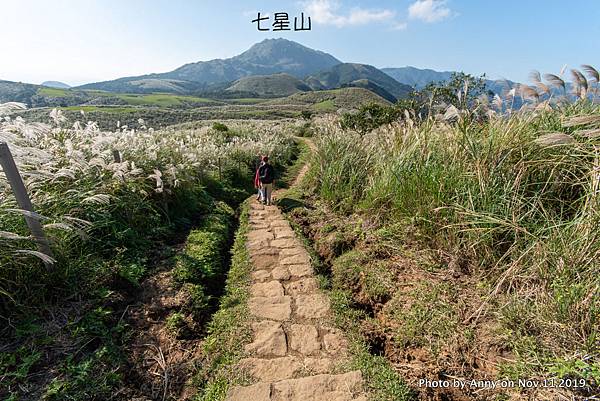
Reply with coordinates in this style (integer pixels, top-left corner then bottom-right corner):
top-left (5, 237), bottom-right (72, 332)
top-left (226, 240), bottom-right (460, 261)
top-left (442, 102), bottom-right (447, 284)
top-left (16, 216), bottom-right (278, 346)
top-left (421, 72), bottom-right (488, 110)
top-left (340, 103), bottom-right (403, 134)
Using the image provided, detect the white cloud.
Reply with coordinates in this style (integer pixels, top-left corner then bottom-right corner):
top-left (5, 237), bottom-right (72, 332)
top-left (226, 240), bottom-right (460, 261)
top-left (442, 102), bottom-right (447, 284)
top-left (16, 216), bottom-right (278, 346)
top-left (408, 0), bottom-right (453, 23)
top-left (304, 0), bottom-right (395, 27)
top-left (391, 22), bottom-right (408, 31)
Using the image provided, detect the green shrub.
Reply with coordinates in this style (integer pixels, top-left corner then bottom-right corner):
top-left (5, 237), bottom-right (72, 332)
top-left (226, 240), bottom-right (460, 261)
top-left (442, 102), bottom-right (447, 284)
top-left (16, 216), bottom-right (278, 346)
top-left (296, 121), bottom-right (313, 137)
top-left (117, 260), bottom-right (146, 287)
top-left (183, 283), bottom-right (211, 321)
top-left (166, 312), bottom-right (188, 337)
top-left (331, 250), bottom-right (364, 293)
top-left (340, 103), bottom-right (402, 134)
top-left (301, 110), bottom-right (314, 120)
top-left (195, 203), bottom-right (253, 400)
top-left (211, 122), bottom-right (229, 132)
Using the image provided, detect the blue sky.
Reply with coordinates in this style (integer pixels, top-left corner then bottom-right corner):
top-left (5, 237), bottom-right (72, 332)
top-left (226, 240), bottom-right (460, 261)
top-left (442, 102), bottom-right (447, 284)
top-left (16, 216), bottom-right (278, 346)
top-left (1, 0), bottom-right (599, 85)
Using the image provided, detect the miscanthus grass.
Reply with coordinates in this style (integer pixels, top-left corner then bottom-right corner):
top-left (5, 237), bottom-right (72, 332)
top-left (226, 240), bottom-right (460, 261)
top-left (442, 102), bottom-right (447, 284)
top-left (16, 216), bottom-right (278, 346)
top-left (309, 66), bottom-right (600, 389)
top-left (0, 106), bottom-right (295, 309)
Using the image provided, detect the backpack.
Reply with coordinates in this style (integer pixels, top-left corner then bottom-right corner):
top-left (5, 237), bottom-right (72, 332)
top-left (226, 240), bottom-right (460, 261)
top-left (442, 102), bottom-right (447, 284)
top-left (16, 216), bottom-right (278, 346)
top-left (259, 163), bottom-right (274, 184)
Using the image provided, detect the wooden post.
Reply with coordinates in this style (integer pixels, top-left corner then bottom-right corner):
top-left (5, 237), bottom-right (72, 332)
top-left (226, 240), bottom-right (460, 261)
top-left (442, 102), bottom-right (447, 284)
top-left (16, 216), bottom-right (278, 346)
top-left (113, 150), bottom-right (121, 163)
top-left (0, 142), bottom-right (54, 268)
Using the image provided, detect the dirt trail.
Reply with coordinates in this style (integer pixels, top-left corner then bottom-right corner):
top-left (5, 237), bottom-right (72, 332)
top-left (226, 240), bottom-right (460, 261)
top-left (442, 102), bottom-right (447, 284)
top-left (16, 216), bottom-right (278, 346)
top-left (226, 141), bottom-right (367, 401)
top-left (290, 137), bottom-right (315, 186)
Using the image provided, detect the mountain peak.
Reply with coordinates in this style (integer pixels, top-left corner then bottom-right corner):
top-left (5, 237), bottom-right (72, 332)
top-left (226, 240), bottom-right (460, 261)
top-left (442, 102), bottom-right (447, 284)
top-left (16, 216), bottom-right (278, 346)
top-left (79, 39), bottom-right (342, 91)
top-left (234, 38), bottom-right (341, 68)
top-left (257, 37), bottom-right (295, 44)
top-left (252, 38), bottom-right (306, 47)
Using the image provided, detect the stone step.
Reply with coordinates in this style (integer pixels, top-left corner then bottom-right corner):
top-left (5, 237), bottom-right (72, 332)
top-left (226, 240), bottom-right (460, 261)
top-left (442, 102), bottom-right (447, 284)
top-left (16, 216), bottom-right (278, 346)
top-left (226, 371), bottom-right (366, 401)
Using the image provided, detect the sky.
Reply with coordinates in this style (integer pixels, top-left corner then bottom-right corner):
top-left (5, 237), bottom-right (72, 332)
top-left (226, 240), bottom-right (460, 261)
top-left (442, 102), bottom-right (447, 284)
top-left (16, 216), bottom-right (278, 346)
top-left (1, 0), bottom-right (599, 86)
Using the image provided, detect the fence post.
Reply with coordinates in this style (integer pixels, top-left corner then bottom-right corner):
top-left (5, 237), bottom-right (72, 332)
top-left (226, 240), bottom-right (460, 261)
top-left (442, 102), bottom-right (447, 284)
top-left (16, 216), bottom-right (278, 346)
top-left (0, 142), bottom-right (54, 269)
top-left (112, 150), bottom-right (121, 163)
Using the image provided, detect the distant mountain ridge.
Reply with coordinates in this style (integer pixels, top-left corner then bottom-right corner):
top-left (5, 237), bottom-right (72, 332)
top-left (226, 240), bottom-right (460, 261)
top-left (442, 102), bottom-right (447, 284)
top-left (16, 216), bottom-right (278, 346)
top-left (75, 39), bottom-right (417, 101)
top-left (76, 40), bottom-right (513, 100)
top-left (78, 39), bottom-right (341, 93)
top-left (382, 67), bottom-right (454, 89)
top-left (382, 67), bottom-right (518, 96)
top-left (41, 81), bottom-right (71, 89)
top-left (307, 63), bottom-right (412, 101)
top-left (1, 39), bottom-right (525, 108)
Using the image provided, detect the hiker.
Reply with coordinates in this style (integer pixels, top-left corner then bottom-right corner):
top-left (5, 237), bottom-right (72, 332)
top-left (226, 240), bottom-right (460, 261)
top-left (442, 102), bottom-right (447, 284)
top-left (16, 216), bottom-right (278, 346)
top-left (254, 156), bottom-right (264, 201)
top-left (258, 155), bottom-right (275, 206)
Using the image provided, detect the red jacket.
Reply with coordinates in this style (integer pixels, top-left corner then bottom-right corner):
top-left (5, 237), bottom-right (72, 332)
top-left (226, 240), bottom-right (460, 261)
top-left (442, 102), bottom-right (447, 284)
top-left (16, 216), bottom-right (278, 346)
top-left (254, 168), bottom-right (261, 188)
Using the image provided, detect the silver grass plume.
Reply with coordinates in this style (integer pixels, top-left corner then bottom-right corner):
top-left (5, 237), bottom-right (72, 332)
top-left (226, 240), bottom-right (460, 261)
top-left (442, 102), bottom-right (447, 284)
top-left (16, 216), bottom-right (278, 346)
top-left (543, 73), bottom-right (566, 93)
top-left (534, 132), bottom-right (576, 146)
top-left (519, 85), bottom-right (540, 102)
top-left (581, 65), bottom-right (599, 83)
top-left (571, 69), bottom-right (588, 99)
top-left (0, 102), bottom-right (27, 116)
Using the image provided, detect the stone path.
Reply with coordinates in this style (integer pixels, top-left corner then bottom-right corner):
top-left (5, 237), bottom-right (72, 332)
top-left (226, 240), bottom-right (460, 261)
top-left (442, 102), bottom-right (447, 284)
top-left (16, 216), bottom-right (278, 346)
top-left (225, 198), bottom-right (367, 401)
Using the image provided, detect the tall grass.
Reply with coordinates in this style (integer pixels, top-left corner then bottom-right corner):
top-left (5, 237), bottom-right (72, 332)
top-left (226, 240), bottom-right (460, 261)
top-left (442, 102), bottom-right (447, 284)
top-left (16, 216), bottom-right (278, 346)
top-left (309, 94), bottom-right (600, 383)
top-left (0, 107), bottom-right (296, 311)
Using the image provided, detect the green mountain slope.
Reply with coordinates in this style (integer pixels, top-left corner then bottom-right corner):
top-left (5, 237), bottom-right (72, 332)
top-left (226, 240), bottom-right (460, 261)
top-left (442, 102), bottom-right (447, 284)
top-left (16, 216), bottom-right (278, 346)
top-left (0, 80), bottom-right (223, 108)
top-left (0, 80), bottom-right (39, 104)
top-left (306, 63), bottom-right (413, 101)
top-left (267, 87), bottom-right (391, 111)
top-left (0, 80), bottom-right (93, 107)
top-left (339, 79), bottom-right (397, 103)
top-left (226, 73), bottom-right (311, 97)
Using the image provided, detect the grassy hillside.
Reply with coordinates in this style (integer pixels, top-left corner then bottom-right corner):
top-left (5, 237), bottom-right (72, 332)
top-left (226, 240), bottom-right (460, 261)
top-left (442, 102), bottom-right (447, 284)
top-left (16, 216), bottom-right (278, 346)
top-left (340, 79), bottom-right (397, 102)
top-left (288, 93), bottom-right (600, 400)
top-left (2, 79), bottom-right (392, 111)
top-left (267, 87), bottom-right (391, 110)
top-left (0, 81), bottom-right (89, 107)
top-left (11, 87), bottom-right (391, 130)
top-left (13, 105), bottom-right (302, 129)
top-left (48, 89), bottom-right (222, 107)
top-left (107, 92), bottom-right (219, 106)
top-left (1, 80), bottom-right (224, 108)
top-left (76, 76), bottom-right (207, 94)
top-left (226, 73), bottom-right (311, 97)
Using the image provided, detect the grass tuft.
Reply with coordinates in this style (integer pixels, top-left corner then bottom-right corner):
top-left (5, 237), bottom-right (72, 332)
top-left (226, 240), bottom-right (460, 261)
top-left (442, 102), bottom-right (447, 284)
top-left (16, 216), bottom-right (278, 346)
top-left (193, 202), bottom-right (253, 401)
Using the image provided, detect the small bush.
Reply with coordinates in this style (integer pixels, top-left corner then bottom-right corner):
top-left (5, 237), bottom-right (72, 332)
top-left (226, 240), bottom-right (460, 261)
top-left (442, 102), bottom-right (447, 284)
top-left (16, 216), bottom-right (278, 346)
top-left (341, 103), bottom-right (402, 134)
top-left (296, 121), bottom-right (313, 137)
top-left (211, 122), bottom-right (229, 132)
top-left (165, 312), bottom-right (188, 337)
top-left (331, 250), bottom-right (364, 294)
top-left (173, 202), bottom-right (233, 291)
top-left (301, 110), bottom-right (314, 120)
